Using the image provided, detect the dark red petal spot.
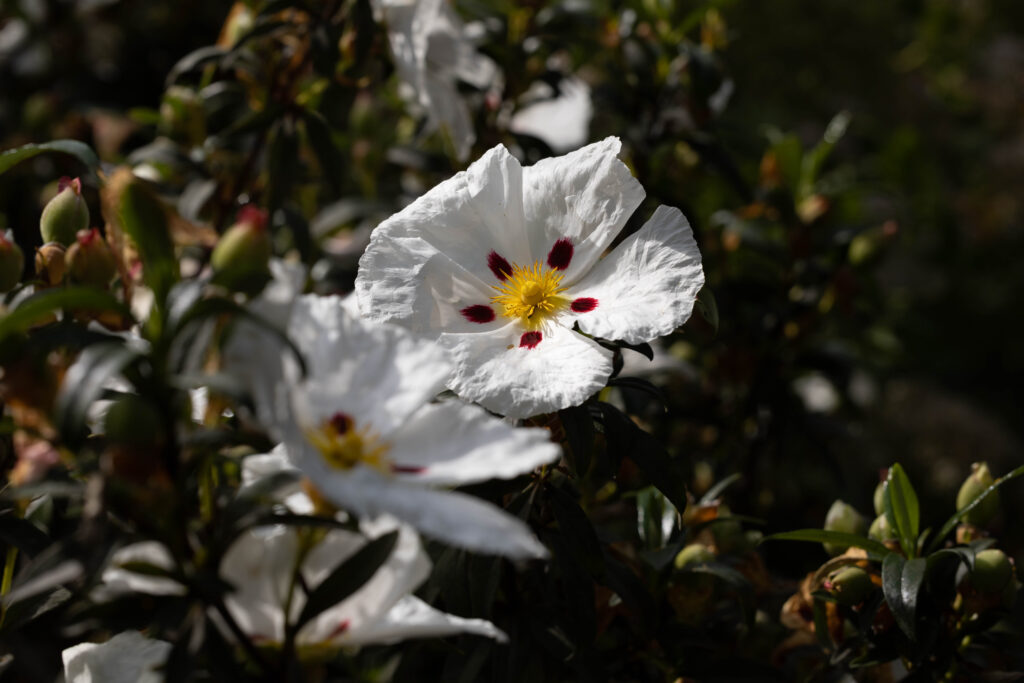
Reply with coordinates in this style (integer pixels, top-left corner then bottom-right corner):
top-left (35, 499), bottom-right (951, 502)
top-left (392, 464), bottom-right (426, 474)
top-left (487, 251), bottom-right (512, 281)
top-left (570, 297), bottom-right (598, 313)
top-left (329, 412), bottom-right (353, 434)
top-left (519, 331), bottom-right (543, 349)
top-left (460, 304), bottom-right (495, 324)
top-left (329, 619), bottom-right (351, 639)
top-left (546, 238), bottom-right (574, 270)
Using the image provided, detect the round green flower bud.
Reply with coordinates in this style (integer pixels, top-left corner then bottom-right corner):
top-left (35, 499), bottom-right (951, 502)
top-left (873, 479), bottom-right (888, 516)
top-left (40, 177), bottom-right (89, 246)
top-left (66, 228), bottom-right (117, 288)
top-left (34, 242), bottom-right (67, 287)
top-left (712, 504), bottom-right (743, 554)
top-left (826, 566), bottom-right (875, 606)
top-left (103, 396), bottom-right (165, 447)
top-left (823, 499), bottom-right (868, 556)
top-left (970, 549), bottom-right (1014, 595)
top-left (0, 234), bottom-right (24, 292)
top-left (956, 462), bottom-right (999, 526)
top-left (868, 514), bottom-right (896, 542)
top-left (211, 207), bottom-right (272, 295)
top-left (674, 544), bottom-right (715, 570)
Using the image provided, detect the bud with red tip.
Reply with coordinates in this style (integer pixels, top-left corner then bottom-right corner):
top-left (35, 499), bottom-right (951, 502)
top-left (66, 228), bottom-right (117, 288)
top-left (40, 177), bottom-right (90, 246)
top-left (35, 242), bottom-right (67, 287)
top-left (211, 206), bottom-right (272, 295)
top-left (0, 232), bottom-right (24, 292)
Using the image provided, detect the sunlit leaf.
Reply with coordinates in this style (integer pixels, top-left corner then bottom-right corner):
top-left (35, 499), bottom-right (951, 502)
top-left (884, 463), bottom-right (919, 558)
top-left (0, 140), bottom-right (99, 182)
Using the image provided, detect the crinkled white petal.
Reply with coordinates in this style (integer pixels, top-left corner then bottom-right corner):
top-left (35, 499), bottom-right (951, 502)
top-left (568, 205), bottom-right (704, 345)
top-left (96, 542), bottom-right (184, 600)
top-left (240, 446), bottom-right (312, 514)
top-left (441, 322), bottom-right (613, 419)
top-left (342, 596), bottom-right (507, 646)
top-left (386, 400), bottom-right (561, 485)
top-left (285, 295), bottom-right (453, 435)
top-left (521, 136), bottom-right (645, 282)
top-left (356, 145), bottom-right (532, 332)
top-left (293, 452), bottom-right (548, 559)
top-left (62, 631), bottom-right (171, 683)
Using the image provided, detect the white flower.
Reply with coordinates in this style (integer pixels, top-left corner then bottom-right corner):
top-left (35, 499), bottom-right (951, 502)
top-left (226, 293), bottom-right (560, 558)
top-left (62, 631), bottom-right (171, 683)
top-left (220, 517), bottom-right (506, 648)
top-left (373, 0), bottom-right (498, 161)
top-left (355, 137), bottom-right (705, 418)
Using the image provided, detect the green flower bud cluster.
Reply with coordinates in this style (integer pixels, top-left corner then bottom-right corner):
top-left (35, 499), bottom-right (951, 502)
top-left (211, 206), bottom-right (272, 295)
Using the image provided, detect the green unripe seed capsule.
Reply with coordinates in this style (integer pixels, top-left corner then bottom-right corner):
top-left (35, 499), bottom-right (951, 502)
top-left (868, 514), bottom-right (896, 542)
top-left (826, 566), bottom-right (875, 606)
top-left (66, 228), bottom-right (117, 288)
top-left (873, 479), bottom-right (887, 516)
top-left (0, 234), bottom-right (24, 292)
top-left (211, 207), bottom-right (272, 295)
top-left (674, 544), bottom-right (715, 570)
top-left (956, 462), bottom-right (999, 526)
top-left (823, 499), bottom-right (868, 556)
top-left (970, 549), bottom-right (1014, 595)
top-left (40, 177), bottom-right (89, 246)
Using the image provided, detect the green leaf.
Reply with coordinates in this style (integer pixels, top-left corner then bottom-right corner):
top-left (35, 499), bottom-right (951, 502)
top-left (302, 111), bottom-right (343, 193)
top-left (266, 118), bottom-right (299, 213)
top-left (598, 403), bottom-right (688, 511)
top-left (294, 530), bottom-right (398, 629)
top-left (927, 463), bottom-right (1024, 554)
top-left (696, 286), bottom-right (719, 333)
top-left (165, 46), bottom-right (227, 86)
top-left (116, 177), bottom-right (178, 305)
top-left (0, 140), bottom-right (100, 182)
top-left (763, 529), bottom-right (890, 560)
top-left (699, 472), bottom-right (743, 505)
top-left (558, 405), bottom-right (595, 477)
top-left (882, 553), bottom-right (924, 640)
top-left (884, 463), bottom-right (920, 558)
top-left (881, 553), bottom-right (907, 635)
top-left (547, 484), bottom-right (605, 578)
top-left (53, 342), bottom-right (143, 446)
top-left (0, 288), bottom-right (131, 342)
top-left (0, 513), bottom-right (49, 557)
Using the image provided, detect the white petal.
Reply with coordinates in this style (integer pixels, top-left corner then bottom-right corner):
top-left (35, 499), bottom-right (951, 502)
top-left (521, 136), bottom-right (645, 282)
top-left (298, 521), bottom-right (429, 645)
top-left (387, 400), bottom-right (560, 485)
top-left (441, 322), bottom-right (613, 419)
top-left (294, 454), bottom-right (548, 559)
top-left (220, 526), bottom-right (299, 642)
top-left (63, 631), bottom-right (171, 683)
top-left (342, 596), bottom-right (506, 646)
top-left (239, 446), bottom-right (313, 514)
top-left (510, 77), bottom-right (592, 153)
top-left (356, 145), bottom-right (531, 327)
top-left (287, 296), bottom-right (452, 435)
top-left (97, 542), bottom-right (184, 600)
top-left (569, 205), bottom-right (704, 345)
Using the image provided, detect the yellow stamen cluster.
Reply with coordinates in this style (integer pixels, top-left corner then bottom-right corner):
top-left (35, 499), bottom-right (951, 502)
top-left (490, 261), bottom-right (567, 327)
top-left (305, 415), bottom-right (391, 474)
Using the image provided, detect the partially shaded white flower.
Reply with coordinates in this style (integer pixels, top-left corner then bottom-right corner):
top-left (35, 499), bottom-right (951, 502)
top-left (226, 293), bottom-right (560, 558)
top-left (356, 137), bottom-right (705, 418)
top-left (220, 517), bottom-right (505, 649)
top-left (373, 0), bottom-right (498, 161)
top-left (62, 631), bottom-right (171, 683)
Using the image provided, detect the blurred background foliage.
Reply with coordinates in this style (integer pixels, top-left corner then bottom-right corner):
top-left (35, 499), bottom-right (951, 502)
top-left (2, 0), bottom-right (1024, 680)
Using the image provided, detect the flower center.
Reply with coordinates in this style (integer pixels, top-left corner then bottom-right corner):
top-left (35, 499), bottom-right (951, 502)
top-left (305, 412), bottom-right (390, 474)
top-left (490, 261), bottom-right (567, 327)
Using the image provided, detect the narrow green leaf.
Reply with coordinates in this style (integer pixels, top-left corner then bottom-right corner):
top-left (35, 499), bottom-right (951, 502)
top-left (548, 484), bottom-right (605, 578)
top-left (699, 472), bottom-right (743, 505)
top-left (53, 342), bottom-right (143, 446)
top-left (302, 113), bottom-right (343, 194)
top-left (0, 140), bottom-right (99, 181)
top-left (599, 403), bottom-right (688, 511)
top-left (0, 513), bottom-right (49, 557)
top-left (884, 463), bottom-right (920, 558)
top-left (927, 463), bottom-right (1024, 554)
top-left (881, 553), bottom-right (908, 637)
top-left (165, 46), bottom-right (227, 86)
top-left (897, 557), bottom-right (927, 641)
top-left (117, 177), bottom-right (179, 305)
top-left (763, 529), bottom-right (890, 559)
top-left (295, 530), bottom-right (398, 629)
top-left (0, 288), bottom-right (131, 342)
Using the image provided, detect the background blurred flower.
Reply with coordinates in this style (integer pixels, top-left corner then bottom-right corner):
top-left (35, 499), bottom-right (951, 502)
top-left (62, 631), bottom-right (170, 683)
